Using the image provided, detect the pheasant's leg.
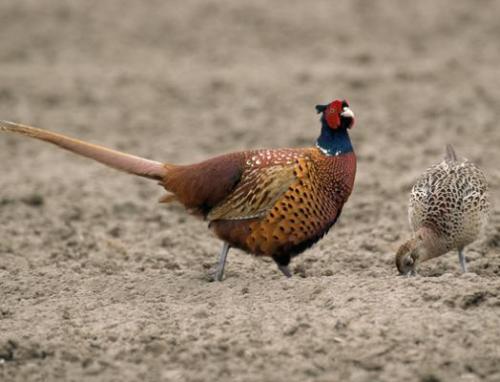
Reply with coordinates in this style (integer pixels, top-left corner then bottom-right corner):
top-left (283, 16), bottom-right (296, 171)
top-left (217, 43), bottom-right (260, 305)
top-left (277, 265), bottom-right (292, 278)
top-left (214, 242), bottom-right (230, 281)
top-left (458, 249), bottom-right (467, 273)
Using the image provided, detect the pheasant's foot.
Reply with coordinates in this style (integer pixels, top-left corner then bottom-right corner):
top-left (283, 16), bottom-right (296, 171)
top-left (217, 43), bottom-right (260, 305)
top-left (278, 264), bottom-right (292, 278)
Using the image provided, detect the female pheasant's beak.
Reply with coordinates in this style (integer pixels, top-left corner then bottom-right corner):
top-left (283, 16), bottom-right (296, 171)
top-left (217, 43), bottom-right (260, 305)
top-left (397, 253), bottom-right (418, 277)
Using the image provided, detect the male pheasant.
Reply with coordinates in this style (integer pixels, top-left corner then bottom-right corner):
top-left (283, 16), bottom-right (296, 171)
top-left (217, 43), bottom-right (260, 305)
top-left (0, 99), bottom-right (356, 280)
top-left (396, 145), bottom-right (489, 276)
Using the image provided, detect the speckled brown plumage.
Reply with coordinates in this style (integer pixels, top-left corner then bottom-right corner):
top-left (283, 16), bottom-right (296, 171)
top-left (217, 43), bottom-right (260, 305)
top-left (1, 99), bottom-right (356, 280)
top-left (396, 145), bottom-right (490, 275)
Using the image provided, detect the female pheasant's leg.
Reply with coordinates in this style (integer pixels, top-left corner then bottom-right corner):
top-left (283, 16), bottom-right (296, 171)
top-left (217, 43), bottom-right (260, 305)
top-left (458, 249), bottom-right (467, 273)
top-left (214, 242), bottom-right (230, 281)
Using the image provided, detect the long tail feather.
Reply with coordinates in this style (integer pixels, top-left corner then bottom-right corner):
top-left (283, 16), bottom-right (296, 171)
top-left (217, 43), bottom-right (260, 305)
top-left (445, 144), bottom-right (457, 163)
top-left (0, 120), bottom-right (167, 180)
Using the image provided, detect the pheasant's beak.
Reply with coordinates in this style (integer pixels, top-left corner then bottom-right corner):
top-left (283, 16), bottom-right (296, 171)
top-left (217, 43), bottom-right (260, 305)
top-left (340, 107), bottom-right (355, 119)
top-left (340, 106), bottom-right (355, 129)
top-left (406, 269), bottom-right (417, 277)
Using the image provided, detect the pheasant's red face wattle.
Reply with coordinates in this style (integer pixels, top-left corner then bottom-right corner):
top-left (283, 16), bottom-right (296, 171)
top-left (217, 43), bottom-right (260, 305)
top-left (324, 99), bottom-right (354, 130)
top-left (325, 100), bottom-right (342, 130)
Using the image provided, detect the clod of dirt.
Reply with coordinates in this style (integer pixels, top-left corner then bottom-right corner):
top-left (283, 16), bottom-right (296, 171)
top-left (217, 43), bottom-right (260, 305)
top-left (21, 193), bottom-right (44, 207)
top-left (460, 291), bottom-right (489, 309)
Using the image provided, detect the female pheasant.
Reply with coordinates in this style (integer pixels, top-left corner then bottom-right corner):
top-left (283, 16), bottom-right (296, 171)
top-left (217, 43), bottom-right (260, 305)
top-left (396, 145), bottom-right (489, 276)
top-left (0, 99), bottom-right (356, 280)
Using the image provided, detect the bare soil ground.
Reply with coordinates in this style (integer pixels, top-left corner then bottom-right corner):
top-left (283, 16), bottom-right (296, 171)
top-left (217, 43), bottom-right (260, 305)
top-left (1, 1), bottom-right (500, 381)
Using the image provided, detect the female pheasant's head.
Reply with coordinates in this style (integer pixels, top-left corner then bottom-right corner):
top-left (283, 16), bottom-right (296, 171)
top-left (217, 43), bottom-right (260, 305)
top-left (395, 228), bottom-right (442, 276)
top-left (395, 239), bottom-right (419, 276)
top-left (395, 236), bottom-right (433, 276)
top-left (316, 99), bottom-right (355, 130)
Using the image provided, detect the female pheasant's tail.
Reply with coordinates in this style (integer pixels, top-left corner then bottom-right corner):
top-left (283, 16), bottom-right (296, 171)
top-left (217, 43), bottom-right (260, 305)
top-left (0, 120), bottom-right (168, 180)
top-left (445, 144), bottom-right (457, 163)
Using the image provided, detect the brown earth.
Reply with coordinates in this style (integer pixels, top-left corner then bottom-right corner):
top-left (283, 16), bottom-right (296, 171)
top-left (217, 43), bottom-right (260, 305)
top-left (1, 1), bottom-right (500, 381)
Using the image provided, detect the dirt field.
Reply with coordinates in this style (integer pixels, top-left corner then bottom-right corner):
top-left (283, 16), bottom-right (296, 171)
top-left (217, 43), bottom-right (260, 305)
top-left (1, 1), bottom-right (500, 381)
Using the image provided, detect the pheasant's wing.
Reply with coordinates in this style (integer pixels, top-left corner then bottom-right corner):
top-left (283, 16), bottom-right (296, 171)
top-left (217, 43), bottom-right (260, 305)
top-left (207, 163), bottom-right (297, 221)
top-left (162, 149), bottom-right (312, 219)
top-left (207, 150), bottom-right (315, 221)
